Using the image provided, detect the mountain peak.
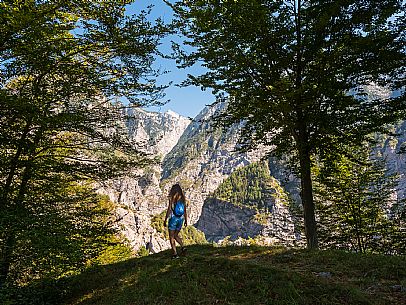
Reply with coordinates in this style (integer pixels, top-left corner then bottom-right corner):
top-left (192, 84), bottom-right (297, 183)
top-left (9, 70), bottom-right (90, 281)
top-left (165, 109), bottom-right (181, 117)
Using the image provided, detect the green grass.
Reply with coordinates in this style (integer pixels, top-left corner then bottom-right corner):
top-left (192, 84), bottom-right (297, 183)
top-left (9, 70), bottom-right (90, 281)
top-left (19, 245), bottom-right (406, 305)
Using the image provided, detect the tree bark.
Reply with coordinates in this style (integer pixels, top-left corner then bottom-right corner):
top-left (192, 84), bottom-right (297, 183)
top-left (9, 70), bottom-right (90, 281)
top-left (298, 144), bottom-right (318, 249)
top-left (0, 120), bottom-right (32, 288)
top-left (1, 118), bottom-right (33, 207)
top-left (0, 120), bottom-right (40, 287)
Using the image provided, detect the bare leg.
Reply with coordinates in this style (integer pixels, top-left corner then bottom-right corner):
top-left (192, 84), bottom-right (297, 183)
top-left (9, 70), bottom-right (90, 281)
top-left (169, 230), bottom-right (177, 255)
top-left (174, 230), bottom-right (184, 248)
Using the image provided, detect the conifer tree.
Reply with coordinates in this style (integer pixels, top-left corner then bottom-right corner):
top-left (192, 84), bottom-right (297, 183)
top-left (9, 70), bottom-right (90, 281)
top-left (314, 146), bottom-right (399, 254)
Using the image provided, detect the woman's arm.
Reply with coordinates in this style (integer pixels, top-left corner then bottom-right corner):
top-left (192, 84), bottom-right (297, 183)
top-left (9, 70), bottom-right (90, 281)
top-left (184, 202), bottom-right (188, 227)
top-left (164, 198), bottom-right (172, 227)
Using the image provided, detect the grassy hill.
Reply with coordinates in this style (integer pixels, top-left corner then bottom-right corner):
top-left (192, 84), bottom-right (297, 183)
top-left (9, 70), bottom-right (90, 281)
top-left (19, 245), bottom-right (405, 305)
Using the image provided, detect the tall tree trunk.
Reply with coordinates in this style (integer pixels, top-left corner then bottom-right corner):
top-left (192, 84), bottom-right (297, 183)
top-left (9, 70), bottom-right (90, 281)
top-left (0, 162), bottom-right (34, 288)
top-left (0, 121), bottom-right (40, 288)
top-left (298, 137), bottom-right (318, 249)
top-left (293, 0), bottom-right (318, 249)
top-left (0, 120), bottom-right (32, 288)
top-left (1, 118), bottom-right (33, 207)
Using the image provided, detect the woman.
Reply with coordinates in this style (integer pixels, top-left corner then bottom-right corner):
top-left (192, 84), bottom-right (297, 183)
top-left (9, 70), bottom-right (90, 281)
top-left (164, 183), bottom-right (188, 259)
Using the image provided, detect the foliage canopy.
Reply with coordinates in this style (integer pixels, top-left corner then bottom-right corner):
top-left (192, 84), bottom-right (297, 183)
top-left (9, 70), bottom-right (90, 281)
top-left (169, 0), bottom-right (406, 249)
top-left (0, 0), bottom-right (169, 288)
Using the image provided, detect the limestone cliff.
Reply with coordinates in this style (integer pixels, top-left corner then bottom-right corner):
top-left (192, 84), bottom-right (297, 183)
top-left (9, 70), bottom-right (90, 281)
top-left (161, 102), bottom-right (267, 225)
top-left (100, 103), bottom-right (298, 251)
top-left (98, 108), bottom-right (191, 251)
top-left (100, 90), bottom-right (405, 252)
top-left (195, 161), bottom-right (298, 245)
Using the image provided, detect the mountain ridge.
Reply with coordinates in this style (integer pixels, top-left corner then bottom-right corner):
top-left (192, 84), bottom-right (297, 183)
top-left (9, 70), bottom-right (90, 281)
top-left (100, 98), bottom-right (406, 253)
top-left (100, 102), bottom-right (301, 252)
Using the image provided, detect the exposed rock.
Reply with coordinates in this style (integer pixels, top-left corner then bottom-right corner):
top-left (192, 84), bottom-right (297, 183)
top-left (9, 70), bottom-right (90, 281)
top-left (195, 161), bottom-right (298, 245)
top-left (390, 285), bottom-right (406, 292)
top-left (98, 90), bottom-right (405, 252)
top-left (161, 102), bottom-right (268, 226)
top-left (373, 121), bottom-right (406, 200)
top-left (314, 272), bottom-right (332, 278)
top-left (126, 108), bottom-right (191, 156)
top-left (97, 108), bottom-right (191, 252)
top-left (196, 198), bottom-right (262, 242)
top-left (99, 103), bottom-right (300, 251)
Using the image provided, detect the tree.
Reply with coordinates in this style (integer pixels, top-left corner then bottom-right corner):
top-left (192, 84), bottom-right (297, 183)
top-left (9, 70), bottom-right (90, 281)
top-left (314, 145), bottom-right (399, 254)
top-left (4, 182), bottom-right (119, 284)
top-left (387, 198), bottom-right (406, 255)
top-left (169, 0), bottom-right (406, 249)
top-left (0, 0), bottom-right (169, 288)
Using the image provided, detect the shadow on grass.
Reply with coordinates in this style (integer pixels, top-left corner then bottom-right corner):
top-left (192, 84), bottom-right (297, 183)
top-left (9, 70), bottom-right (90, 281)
top-left (14, 245), bottom-right (406, 305)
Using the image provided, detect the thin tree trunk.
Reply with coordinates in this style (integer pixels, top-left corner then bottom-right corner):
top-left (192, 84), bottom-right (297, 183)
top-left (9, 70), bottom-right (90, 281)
top-left (1, 118), bottom-right (33, 206)
top-left (0, 121), bottom-right (42, 287)
top-left (355, 180), bottom-right (364, 253)
top-left (0, 163), bottom-right (34, 289)
top-left (0, 120), bottom-right (32, 288)
top-left (298, 137), bottom-right (318, 249)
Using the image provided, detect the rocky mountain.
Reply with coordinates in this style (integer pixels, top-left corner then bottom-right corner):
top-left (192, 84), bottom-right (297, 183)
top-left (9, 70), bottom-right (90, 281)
top-left (98, 108), bottom-right (191, 251)
top-left (195, 161), bottom-right (298, 245)
top-left (100, 93), bottom-right (406, 253)
top-left (97, 102), bottom-right (303, 252)
top-left (159, 103), bottom-right (301, 246)
top-left (125, 108), bottom-right (191, 157)
top-left (161, 102), bottom-right (267, 224)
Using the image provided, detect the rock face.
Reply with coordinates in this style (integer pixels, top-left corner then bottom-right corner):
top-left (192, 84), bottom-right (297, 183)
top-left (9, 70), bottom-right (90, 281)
top-left (98, 108), bottom-right (191, 251)
top-left (195, 161), bottom-right (298, 245)
top-left (99, 103), bottom-right (300, 251)
top-left (197, 196), bottom-right (297, 245)
top-left (161, 102), bottom-right (267, 224)
top-left (196, 198), bottom-right (262, 241)
top-left (126, 108), bottom-right (191, 156)
top-left (100, 93), bottom-right (406, 252)
top-left (373, 121), bottom-right (406, 200)
top-left (365, 83), bottom-right (406, 201)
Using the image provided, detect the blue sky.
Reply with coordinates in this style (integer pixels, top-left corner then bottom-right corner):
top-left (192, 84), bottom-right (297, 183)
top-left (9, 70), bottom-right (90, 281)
top-left (126, 0), bottom-right (215, 119)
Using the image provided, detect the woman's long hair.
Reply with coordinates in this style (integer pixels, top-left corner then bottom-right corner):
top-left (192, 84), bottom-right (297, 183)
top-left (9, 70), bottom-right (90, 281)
top-left (168, 183), bottom-right (186, 204)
